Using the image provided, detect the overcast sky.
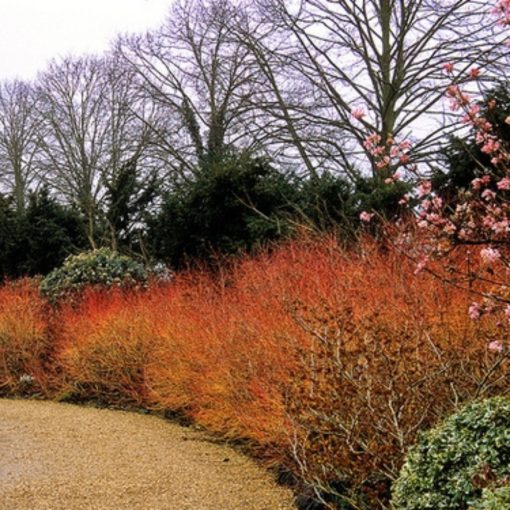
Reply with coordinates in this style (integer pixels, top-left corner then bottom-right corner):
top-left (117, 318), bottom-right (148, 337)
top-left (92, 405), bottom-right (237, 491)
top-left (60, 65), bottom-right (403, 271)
top-left (0, 0), bottom-right (170, 81)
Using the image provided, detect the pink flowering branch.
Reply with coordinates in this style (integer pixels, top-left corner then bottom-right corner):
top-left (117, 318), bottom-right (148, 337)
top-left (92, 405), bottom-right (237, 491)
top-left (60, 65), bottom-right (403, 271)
top-left (394, 1), bottom-right (510, 337)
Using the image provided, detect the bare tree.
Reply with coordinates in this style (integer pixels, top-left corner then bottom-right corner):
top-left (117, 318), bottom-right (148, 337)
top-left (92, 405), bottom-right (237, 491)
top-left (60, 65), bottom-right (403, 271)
top-left (243, 0), bottom-right (509, 178)
top-left (0, 79), bottom-right (42, 212)
top-left (117, 0), bottom-right (270, 181)
top-left (99, 53), bottom-right (161, 250)
top-left (36, 55), bottom-right (154, 248)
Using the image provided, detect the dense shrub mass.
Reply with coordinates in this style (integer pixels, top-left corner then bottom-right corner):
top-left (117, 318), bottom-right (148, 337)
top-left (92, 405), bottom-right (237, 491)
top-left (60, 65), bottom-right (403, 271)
top-left (40, 248), bottom-right (148, 302)
top-left (57, 289), bottom-right (159, 406)
top-left (472, 486), bottom-right (510, 510)
top-left (0, 189), bottom-right (87, 280)
top-left (0, 280), bottom-right (53, 396)
top-left (1, 236), bottom-right (509, 508)
top-left (149, 154), bottom-right (298, 267)
top-left (392, 397), bottom-right (510, 510)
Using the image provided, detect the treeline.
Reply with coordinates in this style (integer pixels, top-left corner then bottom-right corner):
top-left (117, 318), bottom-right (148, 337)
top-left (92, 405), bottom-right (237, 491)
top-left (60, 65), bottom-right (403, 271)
top-left (0, 156), bottom-right (410, 277)
top-left (0, 0), bottom-right (506, 277)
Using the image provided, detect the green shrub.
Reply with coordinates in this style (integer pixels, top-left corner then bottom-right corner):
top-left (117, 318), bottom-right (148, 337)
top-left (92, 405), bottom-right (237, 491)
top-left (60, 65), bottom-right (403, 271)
top-left (471, 486), bottom-right (510, 510)
top-left (40, 248), bottom-right (147, 302)
top-left (0, 189), bottom-right (88, 281)
top-left (149, 153), bottom-right (297, 268)
top-left (392, 397), bottom-right (510, 510)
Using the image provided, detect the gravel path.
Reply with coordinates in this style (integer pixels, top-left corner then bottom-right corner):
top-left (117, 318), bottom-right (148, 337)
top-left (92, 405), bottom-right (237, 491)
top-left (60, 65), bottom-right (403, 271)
top-left (0, 399), bottom-right (296, 510)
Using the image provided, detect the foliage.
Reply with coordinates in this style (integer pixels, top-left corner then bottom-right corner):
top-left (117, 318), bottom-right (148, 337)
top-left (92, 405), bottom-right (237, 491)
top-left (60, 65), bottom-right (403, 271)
top-left (472, 486), bottom-right (510, 510)
top-left (57, 289), bottom-right (158, 405)
top-left (149, 153), bottom-right (297, 267)
top-left (40, 247), bottom-right (147, 303)
top-left (352, 176), bottom-right (412, 222)
top-left (0, 194), bottom-right (23, 279)
top-left (103, 155), bottom-right (160, 251)
top-left (432, 83), bottom-right (510, 206)
top-left (1, 235), bottom-right (510, 508)
top-left (0, 189), bottom-right (87, 280)
top-left (21, 188), bottom-right (88, 275)
top-left (392, 397), bottom-right (510, 510)
top-left (0, 280), bottom-right (52, 396)
top-left (293, 172), bottom-right (354, 230)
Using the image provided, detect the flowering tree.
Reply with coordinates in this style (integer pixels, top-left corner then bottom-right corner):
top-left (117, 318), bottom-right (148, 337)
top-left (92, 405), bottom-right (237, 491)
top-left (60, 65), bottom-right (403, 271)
top-left (247, 0), bottom-right (509, 179)
top-left (388, 1), bottom-right (510, 347)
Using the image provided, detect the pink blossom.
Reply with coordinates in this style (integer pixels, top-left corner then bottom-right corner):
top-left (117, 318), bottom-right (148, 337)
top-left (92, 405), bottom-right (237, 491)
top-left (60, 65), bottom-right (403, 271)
top-left (449, 99), bottom-right (460, 111)
top-left (359, 211), bottom-right (374, 223)
top-left (469, 105), bottom-right (481, 116)
top-left (488, 340), bottom-right (504, 353)
top-left (376, 156), bottom-right (390, 170)
top-left (462, 105), bottom-right (481, 125)
top-left (495, 2), bottom-right (510, 25)
top-left (443, 62), bottom-right (454, 74)
top-left (351, 107), bottom-right (366, 120)
top-left (476, 132), bottom-right (487, 145)
top-left (483, 215), bottom-right (496, 229)
top-left (491, 219), bottom-right (510, 234)
top-left (480, 247), bottom-right (501, 265)
top-left (414, 257), bottom-right (428, 275)
top-left (421, 199), bottom-right (431, 211)
top-left (471, 178), bottom-right (484, 190)
top-left (471, 175), bottom-right (491, 189)
top-left (462, 114), bottom-right (473, 125)
top-left (481, 189), bottom-right (497, 201)
top-left (363, 133), bottom-right (381, 150)
top-left (417, 181), bottom-right (432, 198)
top-left (497, 177), bottom-right (510, 190)
top-left (446, 85), bottom-right (460, 97)
top-left (481, 138), bottom-right (500, 154)
top-left (468, 302), bottom-right (482, 320)
top-left (425, 213), bottom-right (444, 226)
top-left (443, 222), bottom-right (456, 235)
top-left (469, 67), bottom-right (481, 78)
top-left (432, 197), bottom-right (443, 209)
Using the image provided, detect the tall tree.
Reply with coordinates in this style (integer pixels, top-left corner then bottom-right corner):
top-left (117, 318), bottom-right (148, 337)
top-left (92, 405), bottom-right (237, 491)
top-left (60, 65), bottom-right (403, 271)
top-left (242, 0), bottom-right (509, 178)
top-left (0, 80), bottom-right (42, 213)
top-left (117, 0), bottom-right (268, 180)
top-left (36, 56), bottom-right (154, 248)
top-left (36, 56), bottom-right (108, 247)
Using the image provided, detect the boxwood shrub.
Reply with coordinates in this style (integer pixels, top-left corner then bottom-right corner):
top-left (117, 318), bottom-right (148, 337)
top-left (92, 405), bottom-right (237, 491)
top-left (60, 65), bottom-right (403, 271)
top-left (392, 397), bottom-right (510, 510)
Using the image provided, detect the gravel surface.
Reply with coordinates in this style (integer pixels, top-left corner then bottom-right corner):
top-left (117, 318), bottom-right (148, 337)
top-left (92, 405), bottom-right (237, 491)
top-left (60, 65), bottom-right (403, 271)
top-left (0, 399), bottom-right (296, 510)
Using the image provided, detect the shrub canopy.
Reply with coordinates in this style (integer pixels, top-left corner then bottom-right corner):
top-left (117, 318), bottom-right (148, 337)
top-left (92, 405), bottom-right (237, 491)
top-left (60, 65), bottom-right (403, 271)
top-left (40, 248), bottom-right (147, 302)
top-left (392, 397), bottom-right (510, 510)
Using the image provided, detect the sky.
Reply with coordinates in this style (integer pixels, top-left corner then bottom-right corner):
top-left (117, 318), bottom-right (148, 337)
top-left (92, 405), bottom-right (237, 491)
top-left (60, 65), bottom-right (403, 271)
top-left (0, 0), bottom-right (170, 81)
